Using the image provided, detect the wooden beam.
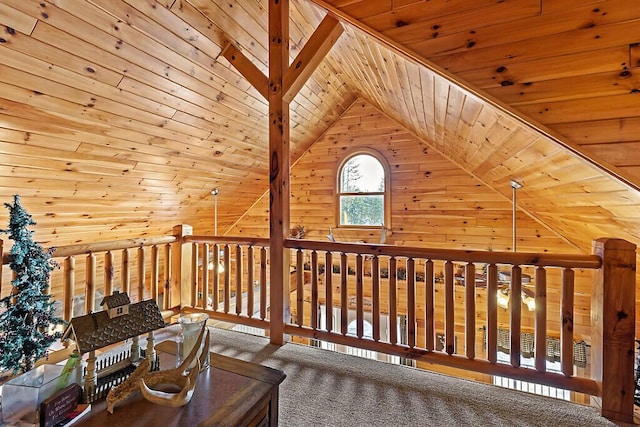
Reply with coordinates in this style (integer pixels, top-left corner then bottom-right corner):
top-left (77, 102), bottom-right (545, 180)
top-left (220, 43), bottom-right (269, 100)
top-left (268, 0), bottom-right (291, 345)
top-left (283, 15), bottom-right (343, 102)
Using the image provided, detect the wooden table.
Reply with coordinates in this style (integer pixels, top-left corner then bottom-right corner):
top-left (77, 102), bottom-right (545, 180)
top-left (75, 346), bottom-right (286, 427)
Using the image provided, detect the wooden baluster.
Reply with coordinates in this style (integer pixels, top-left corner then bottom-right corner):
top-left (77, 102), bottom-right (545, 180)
top-left (535, 266), bottom-right (547, 372)
top-left (137, 246), bottom-right (145, 303)
top-left (444, 261), bottom-right (454, 355)
top-left (355, 254), bottom-right (363, 339)
top-left (311, 250), bottom-right (319, 330)
top-left (465, 262), bottom-right (476, 359)
top-left (407, 258), bottom-right (416, 348)
top-left (510, 265), bottom-right (522, 368)
top-left (235, 245), bottom-right (243, 315)
top-left (63, 256), bottom-right (75, 321)
top-left (122, 248), bottom-right (130, 296)
top-left (163, 243), bottom-right (171, 310)
top-left (260, 247), bottom-right (267, 320)
top-left (325, 251), bottom-right (333, 333)
top-left (340, 253), bottom-right (348, 336)
top-left (389, 257), bottom-right (397, 345)
top-left (86, 253), bottom-right (96, 314)
top-left (296, 249), bottom-right (303, 327)
top-left (104, 251), bottom-right (113, 296)
top-left (191, 243), bottom-right (198, 308)
top-left (247, 245), bottom-right (254, 318)
top-left (372, 255), bottom-right (380, 342)
top-left (561, 267), bottom-right (575, 376)
top-left (486, 264), bottom-right (498, 363)
top-left (211, 244), bottom-right (218, 310)
top-left (150, 245), bottom-right (159, 302)
top-left (223, 244), bottom-right (230, 313)
top-left (424, 260), bottom-right (434, 351)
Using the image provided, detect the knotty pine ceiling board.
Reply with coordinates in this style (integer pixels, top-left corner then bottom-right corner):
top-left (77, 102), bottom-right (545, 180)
top-left (319, 0), bottom-right (640, 254)
top-left (0, 0), bottom-right (354, 246)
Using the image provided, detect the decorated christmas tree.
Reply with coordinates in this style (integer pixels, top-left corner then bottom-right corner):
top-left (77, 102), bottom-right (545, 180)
top-left (0, 195), bottom-right (64, 373)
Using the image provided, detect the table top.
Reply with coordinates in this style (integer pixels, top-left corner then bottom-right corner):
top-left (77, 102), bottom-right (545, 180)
top-left (74, 342), bottom-right (286, 427)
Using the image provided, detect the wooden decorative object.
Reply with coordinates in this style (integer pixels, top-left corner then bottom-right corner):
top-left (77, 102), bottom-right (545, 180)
top-left (106, 322), bottom-right (209, 413)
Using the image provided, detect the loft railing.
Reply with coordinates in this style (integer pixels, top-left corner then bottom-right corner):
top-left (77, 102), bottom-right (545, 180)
top-left (0, 225), bottom-right (634, 423)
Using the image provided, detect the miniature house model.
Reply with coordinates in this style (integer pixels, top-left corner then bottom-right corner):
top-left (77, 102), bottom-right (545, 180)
top-left (61, 291), bottom-right (165, 402)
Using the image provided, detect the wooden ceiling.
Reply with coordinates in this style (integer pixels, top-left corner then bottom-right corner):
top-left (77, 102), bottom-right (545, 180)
top-left (0, 0), bottom-right (639, 257)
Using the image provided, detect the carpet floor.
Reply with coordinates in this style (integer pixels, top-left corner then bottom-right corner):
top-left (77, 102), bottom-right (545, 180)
top-left (200, 327), bottom-right (615, 427)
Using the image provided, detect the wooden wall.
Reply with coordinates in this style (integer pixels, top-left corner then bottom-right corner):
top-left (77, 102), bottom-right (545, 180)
top-left (231, 99), bottom-right (580, 255)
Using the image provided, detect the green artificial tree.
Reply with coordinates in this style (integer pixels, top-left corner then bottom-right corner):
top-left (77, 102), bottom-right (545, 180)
top-left (0, 195), bottom-right (64, 374)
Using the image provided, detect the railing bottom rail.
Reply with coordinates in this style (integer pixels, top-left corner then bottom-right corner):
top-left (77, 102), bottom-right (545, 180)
top-left (284, 325), bottom-right (600, 397)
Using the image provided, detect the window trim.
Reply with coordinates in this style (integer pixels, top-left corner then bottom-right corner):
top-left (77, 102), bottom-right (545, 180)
top-left (335, 149), bottom-right (391, 229)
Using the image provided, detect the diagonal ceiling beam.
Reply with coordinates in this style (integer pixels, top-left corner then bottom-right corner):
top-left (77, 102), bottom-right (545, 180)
top-left (283, 15), bottom-right (343, 102)
top-left (221, 15), bottom-right (343, 104)
top-left (220, 43), bottom-right (269, 100)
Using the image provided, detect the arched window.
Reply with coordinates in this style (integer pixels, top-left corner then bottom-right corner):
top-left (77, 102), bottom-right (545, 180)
top-left (337, 152), bottom-right (389, 227)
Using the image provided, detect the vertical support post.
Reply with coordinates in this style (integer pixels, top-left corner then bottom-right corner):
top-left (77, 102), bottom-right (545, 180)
top-left (591, 238), bottom-right (636, 423)
top-left (172, 224), bottom-right (193, 310)
top-left (268, 0), bottom-right (291, 345)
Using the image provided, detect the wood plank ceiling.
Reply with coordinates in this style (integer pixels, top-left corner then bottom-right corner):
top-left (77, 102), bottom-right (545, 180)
top-left (0, 0), bottom-right (639, 259)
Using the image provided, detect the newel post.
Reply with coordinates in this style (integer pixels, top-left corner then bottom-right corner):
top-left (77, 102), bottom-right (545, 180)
top-left (171, 224), bottom-right (193, 310)
top-left (591, 238), bottom-right (636, 423)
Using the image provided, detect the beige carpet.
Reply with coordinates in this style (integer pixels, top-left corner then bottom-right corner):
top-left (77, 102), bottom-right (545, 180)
top-left (201, 327), bottom-right (615, 427)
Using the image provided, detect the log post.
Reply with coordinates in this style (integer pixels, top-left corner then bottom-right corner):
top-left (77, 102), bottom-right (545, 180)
top-left (591, 238), bottom-right (636, 423)
top-left (268, 0), bottom-right (291, 345)
top-left (171, 224), bottom-right (193, 310)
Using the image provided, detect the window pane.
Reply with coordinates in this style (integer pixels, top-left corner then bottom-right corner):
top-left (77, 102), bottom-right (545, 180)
top-left (340, 154), bottom-right (385, 192)
top-left (340, 195), bottom-right (384, 225)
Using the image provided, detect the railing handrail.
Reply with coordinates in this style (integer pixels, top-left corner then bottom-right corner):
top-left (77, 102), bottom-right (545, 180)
top-left (2, 236), bottom-right (178, 264)
top-left (284, 238), bottom-right (602, 269)
top-left (185, 235), bottom-right (270, 246)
